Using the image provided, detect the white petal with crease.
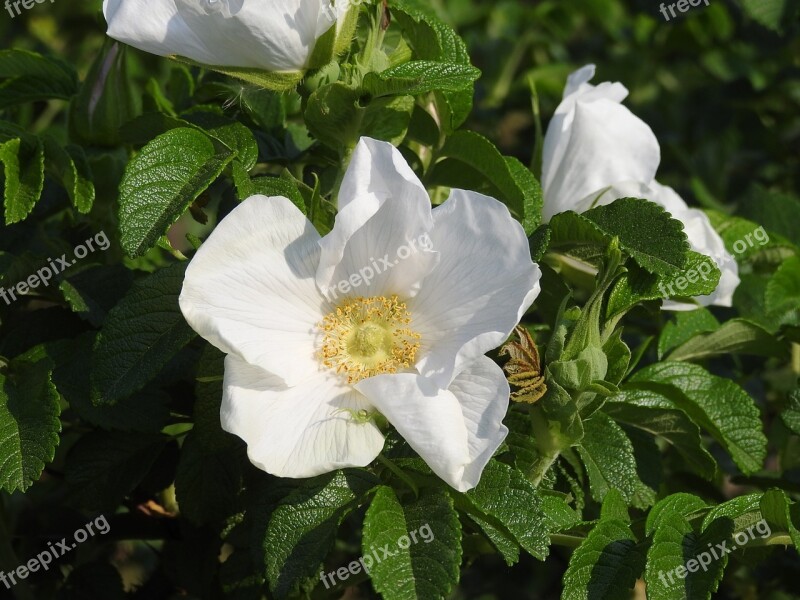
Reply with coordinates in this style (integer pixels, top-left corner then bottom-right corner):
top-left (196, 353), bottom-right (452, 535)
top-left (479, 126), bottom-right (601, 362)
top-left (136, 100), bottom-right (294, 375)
top-left (180, 195), bottom-right (327, 386)
top-left (103, 0), bottom-right (338, 71)
top-left (317, 138), bottom-right (437, 300)
top-left (223, 356), bottom-right (384, 477)
top-left (542, 97), bottom-right (660, 221)
top-left (409, 189), bottom-right (541, 389)
top-left (356, 355), bottom-right (509, 492)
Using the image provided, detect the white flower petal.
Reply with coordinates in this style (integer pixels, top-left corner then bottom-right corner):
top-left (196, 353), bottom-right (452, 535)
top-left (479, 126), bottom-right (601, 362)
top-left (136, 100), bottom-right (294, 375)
top-left (356, 356), bottom-right (509, 492)
top-left (180, 195), bottom-right (328, 386)
top-left (223, 355), bottom-right (384, 478)
top-left (542, 66), bottom-right (659, 221)
top-left (408, 189), bottom-right (541, 389)
top-left (317, 138), bottom-right (438, 301)
top-left (355, 373), bottom-right (469, 490)
top-left (103, 0), bottom-right (338, 71)
top-left (445, 356), bottom-right (510, 490)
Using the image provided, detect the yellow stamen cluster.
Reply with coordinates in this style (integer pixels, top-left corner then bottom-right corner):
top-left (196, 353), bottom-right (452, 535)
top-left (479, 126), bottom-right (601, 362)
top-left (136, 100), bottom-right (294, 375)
top-left (319, 295), bottom-right (421, 384)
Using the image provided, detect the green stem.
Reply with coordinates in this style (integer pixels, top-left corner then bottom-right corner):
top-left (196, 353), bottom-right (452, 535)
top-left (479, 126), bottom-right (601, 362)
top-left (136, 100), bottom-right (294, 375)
top-left (527, 406), bottom-right (562, 487)
top-left (549, 533), bottom-right (585, 548)
top-left (791, 343), bottom-right (800, 375)
top-left (376, 455), bottom-right (419, 497)
top-left (528, 76), bottom-right (543, 179)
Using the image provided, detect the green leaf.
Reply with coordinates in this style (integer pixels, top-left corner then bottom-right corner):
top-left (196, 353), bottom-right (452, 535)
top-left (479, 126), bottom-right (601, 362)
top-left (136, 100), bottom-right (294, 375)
top-left (64, 431), bottom-right (168, 511)
top-left (741, 0), bottom-right (799, 32)
top-left (781, 388), bottom-right (800, 436)
top-left (232, 167), bottom-right (306, 213)
top-left (0, 136), bottom-right (45, 225)
top-left (766, 255), bottom-right (800, 315)
top-left (737, 186), bottom-right (800, 244)
top-left (175, 347), bottom-right (245, 525)
top-left (629, 362), bottom-right (767, 474)
top-left (603, 329), bottom-right (631, 386)
top-left (391, 1), bottom-right (475, 131)
top-left (91, 262), bottom-right (196, 404)
top-left (46, 334), bottom-right (169, 433)
top-left (540, 491), bottom-right (581, 534)
top-left (665, 318), bottom-right (788, 362)
top-left (362, 486), bottom-right (461, 600)
top-left (182, 111), bottom-right (259, 171)
top-left (577, 411), bottom-right (653, 508)
top-left (118, 127), bottom-right (234, 257)
top-left (645, 493), bottom-right (707, 536)
top-left (529, 224), bottom-right (551, 263)
top-left (604, 397), bottom-right (717, 480)
top-left (644, 495), bottom-right (730, 600)
top-left (362, 61), bottom-right (480, 98)
top-left (701, 493), bottom-right (763, 531)
top-left (550, 198), bottom-right (690, 276)
top-left (264, 469), bottom-right (379, 599)
top-left (428, 130), bottom-right (543, 233)
top-left (464, 459), bottom-right (550, 560)
top-left (759, 489), bottom-right (800, 547)
top-left (606, 252), bottom-right (720, 319)
top-left (43, 137), bottom-right (95, 214)
top-left (658, 308), bottom-right (720, 359)
top-left (0, 49), bottom-right (78, 108)
top-left (0, 361), bottom-right (61, 493)
top-left (562, 498), bottom-right (645, 600)
top-left (59, 265), bottom-right (134, 327)
top-left (705, 210), bottom-right (792, 261)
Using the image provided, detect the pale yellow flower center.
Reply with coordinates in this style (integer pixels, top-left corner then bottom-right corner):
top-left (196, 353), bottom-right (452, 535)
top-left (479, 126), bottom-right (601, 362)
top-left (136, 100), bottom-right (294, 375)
top-left (319, 295), bottom-right (421, 384)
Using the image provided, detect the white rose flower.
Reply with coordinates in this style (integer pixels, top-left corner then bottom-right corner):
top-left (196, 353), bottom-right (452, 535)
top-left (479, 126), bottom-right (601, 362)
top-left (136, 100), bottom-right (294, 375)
top-left (179, 137), bottom-right (541, 492)
top-left (103, 0), bottom-right (348, 73)
top-left (542, 64), bottom-right (739, 309)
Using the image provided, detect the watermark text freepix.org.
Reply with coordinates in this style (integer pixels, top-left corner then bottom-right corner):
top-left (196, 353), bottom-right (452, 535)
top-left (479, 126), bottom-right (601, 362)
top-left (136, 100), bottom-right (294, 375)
top-left (657, 519), bottom-right (771, 586)
top-left (0, 230), bottom-right (110, 306)
top-left (322, 233), bottom-right (434, 301)
top-left (659, 0), bottom-right (711, 21)
top-left (5, 0), bottom-right (55, 19)
top-left (0, 515), bottom-right (110, 590)
top-left (320, 523), bottom-right (434, 589)
top-left (659, 225), bottom-right (769, 298)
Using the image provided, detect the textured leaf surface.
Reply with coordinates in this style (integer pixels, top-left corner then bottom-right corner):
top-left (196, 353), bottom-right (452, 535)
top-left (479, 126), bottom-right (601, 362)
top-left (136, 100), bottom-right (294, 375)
top-left (465, 459), bottom-right (550, 559)
top-left (65, 431), bottom-right (167, 511)
top-left (550, 198), bottom-right (690, 276)
top-left (0, 49), bottom-right (78, 107)
top-left (605, 397), bottom-right (717, 480)
top-left (666, 318), bottom-right (787, 361)
top-left (644, 495), bottom-right (729, 600)
top-left (362, 486), bottom-right (461, 600)
top-left (363, 61), bottom-right (480, 98)
top-left (91, 262), bottom-right (195, 404)
top-left (629, 363), bottom-right (767, 474)
top-left (265, 470), bottom-right (379, 599)
top-left (577, 412), bottom-right (651, 507)
top-left (562, 495), bottom-right (645, 600)
top-left (429, 130), bottom-right (543, 233)
top-left (0, 136), bottom-right (45, 225)
top-left (118, 127), bottom-right (233, 257)
top-left (0, 361), bottom-right (61, 493)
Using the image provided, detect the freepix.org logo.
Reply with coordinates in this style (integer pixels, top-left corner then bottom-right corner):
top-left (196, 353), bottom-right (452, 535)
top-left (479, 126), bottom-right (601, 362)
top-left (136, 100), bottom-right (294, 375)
top-left (320, 523), bottom-right (434, 589)
top-left (5, 0), bottom-right (56, 19)
top-left (0, 516), bottom-right (110, 590)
